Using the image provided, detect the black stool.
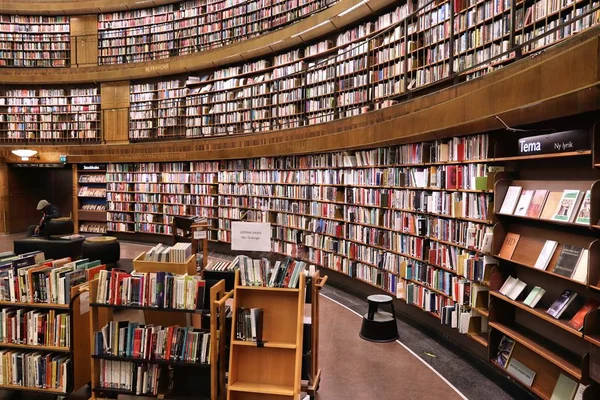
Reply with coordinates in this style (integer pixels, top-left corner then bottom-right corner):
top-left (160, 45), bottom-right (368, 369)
top-left (81, 236), bottom-right (120, 266)
top-left (359, 294), bottom-right (399, 342)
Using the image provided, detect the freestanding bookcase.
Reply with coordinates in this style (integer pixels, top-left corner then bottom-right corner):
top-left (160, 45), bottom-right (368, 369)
top-left (227, 270), bottom-right (306, 400)
top-left (0, 283), bottom-right (91, 398)
top-left (302, 270), bottom-right (327, 400)
top-left (88, 275), bottom-right (228, 400)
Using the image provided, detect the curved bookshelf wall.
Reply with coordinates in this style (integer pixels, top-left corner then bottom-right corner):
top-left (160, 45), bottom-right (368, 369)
top-left (124, 0), bottom-right (600, 141)
top-left (0, 0), bottom-right (181, 15)
top-left (97, 0), bottom-right (338, 65)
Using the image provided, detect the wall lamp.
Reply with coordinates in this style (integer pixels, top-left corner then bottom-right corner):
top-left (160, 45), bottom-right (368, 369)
top-left (11, 149), bottom-right (39, 161)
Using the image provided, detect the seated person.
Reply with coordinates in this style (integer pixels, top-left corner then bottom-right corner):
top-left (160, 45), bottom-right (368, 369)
top-left (27, 200), bottom-right (60, 237)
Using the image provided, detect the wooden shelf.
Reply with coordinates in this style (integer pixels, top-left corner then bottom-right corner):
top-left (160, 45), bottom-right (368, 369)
top-left (0, 384), bottom-right (67, 395)
top-left (488, 322), bottom-right (582, 379)
top-left (468, 332), bottom-right (488, 347)
top-left (0, 342), bottom-right (71, 352)
top-left (90, 303), bottom-right (203, 313)
top-left (585, 334), bottom-right (600, 347)
top-left (235, 286), bottom-right (300, 293)
top-left (0, 300), bottom-right (69, 309)
top-left (228, 382), bottom-right (295, 396)
top-left (490, 291), bottom-right (583, 337)
top-left (91, 354), bottom-right (210, 368)
top-left (231, 340), bottom-right (297, 349)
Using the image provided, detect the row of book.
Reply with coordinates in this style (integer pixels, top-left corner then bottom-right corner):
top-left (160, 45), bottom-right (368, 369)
top-left (0, 351), bottom-right (70, 391)
top-left (95, 270), bottom-right (206, 310)
top-left (233, 256), bottom-right (308, 288)
top-left (499, 186), bottom-right (591, 225)
top-left (0, 309), bottom-right (70, 348)
top-left (94, 322), bottom-right (211, 364)
top-left (0, 253), bottom-right (104, 305)
top-left (144, 243), bottom-right (192, 263)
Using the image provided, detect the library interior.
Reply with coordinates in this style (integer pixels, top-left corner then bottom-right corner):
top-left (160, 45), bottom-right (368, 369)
top-left (0, 0), bottom-right (598, 399)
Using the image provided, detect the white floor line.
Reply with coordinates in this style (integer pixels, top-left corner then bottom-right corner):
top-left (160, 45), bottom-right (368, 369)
top-left (322, 294), bottom-right (469, 400)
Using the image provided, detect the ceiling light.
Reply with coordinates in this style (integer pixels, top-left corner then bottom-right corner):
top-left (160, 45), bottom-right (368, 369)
top-left (11, 149), bottom-right (38, 161)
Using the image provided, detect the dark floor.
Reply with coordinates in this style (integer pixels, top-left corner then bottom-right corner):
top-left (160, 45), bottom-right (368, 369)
top-left (0, 234), bottom-right (522, 400)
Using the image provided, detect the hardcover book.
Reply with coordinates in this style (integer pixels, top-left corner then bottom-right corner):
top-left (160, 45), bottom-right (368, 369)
top-left (513, 190), bottom-right (534, 217)
top-left (552, 190), bottom-right (582, 222)
top-left (523, 286), bottom-right (545, 308)
top-left (540, 192), bottom-right (563, 220)
top-left (546, 290), bottom-right (578, 319)
top-left (533, 240), bottom-right (558, 271)
top-left (553, 245), bottom-right (584, 278)
top-left (550, 373), bottom-right (578, 400)
top-left (498, 233), bottom-right (520, 260)
top-left (526, 189), bottom-right (549, 218)
top-left (574, 190), bottom-right (591, 225)
top-left (571, 249), bottom-right (589, 284)
top-left (496, 335), bottom-right (516, 369)
top-left (499, 186), bottom-right (522, 215)
top-left (567, 299), bottom-right (600, 331)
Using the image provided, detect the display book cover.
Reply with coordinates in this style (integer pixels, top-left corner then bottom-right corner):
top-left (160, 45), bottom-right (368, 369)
top-left (567, 298), bottom-right (600, 331)
top-left (574, 190), bottom-right (591, 225)
top-left (546, 289), bottom-right (582, 320)
top-left (513, 190), bottom-right (534, 217)
top-left (526, 189), bottom-right (549, 218)
top-left (552, 190), bottom-right (583, 223)
top-left (552, 245), bottom-right (584, 279)
top-left (499, 186), bottom-right (522, 215)
top-left (550, 373), bottom-right (578, 400)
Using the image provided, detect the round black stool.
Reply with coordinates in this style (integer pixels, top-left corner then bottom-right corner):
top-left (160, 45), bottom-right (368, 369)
top-left (359, 294), bottom-right (399, 343)
top-left (81, 236), bottom-right (120, 266)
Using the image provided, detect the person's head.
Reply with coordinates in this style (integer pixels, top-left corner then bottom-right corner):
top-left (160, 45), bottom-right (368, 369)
top-left (37, 200), bottom-right (50, 212)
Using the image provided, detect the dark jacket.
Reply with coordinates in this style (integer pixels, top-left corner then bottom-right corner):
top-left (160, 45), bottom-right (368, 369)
top-left (41, 204), bottom-right (60, 227)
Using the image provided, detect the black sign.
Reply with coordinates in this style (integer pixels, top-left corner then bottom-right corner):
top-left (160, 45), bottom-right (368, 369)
top-left (518, 129), bottom-right (589, 156)
top-left (81, 164), bottom-right (107, 171)
top-left (14, 163), bottom-right (65, 168)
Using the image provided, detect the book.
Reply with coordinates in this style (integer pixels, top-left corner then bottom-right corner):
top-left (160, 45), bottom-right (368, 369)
top-left (499, 276), bottom-right (519, 296)
top-left (533, 240), bottom-right (558, 270)
top-left (571, 249), bottom-right (589, 284)
top-left (574, 190), bottom-right (591, 225)
top-left (498, 233), bottom-right (520, 259)
top-left (540, 192), bottom-right (563, 219)
top-left (526, 189), bottom-right (549, 218)
top-left (550, 373), bottom-right (578, 400)
top-left (495, 335), bottom-right (516, 368)
top-left (546, 290), bottom-right (578, 319)
top-left (552, 190), bottom-right (582, 222)
top-left (506, 279), bottom-right (527, 300)
top-left (553, 245), bottom-right (584, 278)
top-left (499, 186), bottom-right (522, 214)
top-left (513, 190), bottom-right (534, 216)
top-left (567, 299), bottom-right (600, 331)
top-left (523, 286), bottom-right (545, 308)
top-left (573, 384), bottom-right (588, 400)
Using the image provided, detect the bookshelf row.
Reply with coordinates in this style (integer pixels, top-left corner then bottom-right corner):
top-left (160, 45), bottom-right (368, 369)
top-left (126, 0), bottom-right (600, 140)
top-left (0, 87), bottom-right (101, 142)
top-left (97, 0), bottom-right (337, 65)
top-left (0, 15), bottom-right (69, 68)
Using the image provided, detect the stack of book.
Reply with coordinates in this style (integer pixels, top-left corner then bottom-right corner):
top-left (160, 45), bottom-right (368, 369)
top-left (233, 256), bottom-right (308, 289)
top-left (145, 243), bottom-right (193, 263)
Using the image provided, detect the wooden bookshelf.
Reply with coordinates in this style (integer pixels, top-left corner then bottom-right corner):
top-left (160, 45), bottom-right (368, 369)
top-left (0, 85), bottom-right (101, 142)
top-left (227, 270), bottom-right (305, 400)
top-left (0, 15), bottom-right (70, 68)
top-left (96, 0), bottom-right (336, 65)
top-left (0, 283), bottom-right (91, 396)
top-left (76, 163), bottom-right (108, 234)
top-left (106, 162), bottom-right (219, 237)
top-left (89, 277), bottom-right (228, 400)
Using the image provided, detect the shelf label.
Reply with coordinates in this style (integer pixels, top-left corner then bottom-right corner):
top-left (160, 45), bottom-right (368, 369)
top-left (518, 129), bottom-right (589, 156)
top-left (80, 291), bottom-right (90, 315)
top-left (231, 222), bottom-right (271, 252)
top-left (506, 358), bottom-right (536, 387)
top-left (193, 230), bottom-right (207, 240)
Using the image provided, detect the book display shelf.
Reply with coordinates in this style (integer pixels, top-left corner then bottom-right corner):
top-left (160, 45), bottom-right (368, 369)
top-left (106, 162), bottom-right (219, 239)
top-left (124, 0), bottom-right (600, 141)
top-left (227, 269), bottom-right (306, 400)
top-left (97, 0), bottom-right (337, 65)
top-left (0, 271), bottom-right (92, 397)
top-left (89, 264), bottom-right (229, 400)
top-left (0, 86), bottom-right (101, 143)
top-left (77, 163), bottom-right (108, 234)
top-left (0, 15), bottom-right (69, 68)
